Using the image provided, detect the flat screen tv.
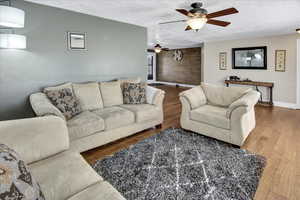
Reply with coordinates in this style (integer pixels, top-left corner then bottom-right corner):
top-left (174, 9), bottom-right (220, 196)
top-left (232, 46), bottom-right (267, 70)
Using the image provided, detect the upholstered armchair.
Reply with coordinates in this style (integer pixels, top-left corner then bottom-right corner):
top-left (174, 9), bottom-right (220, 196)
top-left (179, 83), bottom-right (260, 146)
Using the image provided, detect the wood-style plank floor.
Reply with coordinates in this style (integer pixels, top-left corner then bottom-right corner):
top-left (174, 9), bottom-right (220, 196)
top-left (82, 85), bottom-right (300, 200)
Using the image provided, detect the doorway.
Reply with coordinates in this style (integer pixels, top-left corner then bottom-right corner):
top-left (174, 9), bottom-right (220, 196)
top-left (297, 39), bottom-right (300, 109)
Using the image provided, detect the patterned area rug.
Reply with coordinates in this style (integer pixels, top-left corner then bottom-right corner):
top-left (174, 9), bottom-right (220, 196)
top-left (92, 128), bottom-right (266, 200)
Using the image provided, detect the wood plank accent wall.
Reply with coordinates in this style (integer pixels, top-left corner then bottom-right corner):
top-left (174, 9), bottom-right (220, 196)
top-left (157, 47), bottom-right (201, 85)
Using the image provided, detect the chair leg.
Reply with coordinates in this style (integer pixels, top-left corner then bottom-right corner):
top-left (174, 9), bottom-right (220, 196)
top-left (155, 124), bottom-right (162, 129)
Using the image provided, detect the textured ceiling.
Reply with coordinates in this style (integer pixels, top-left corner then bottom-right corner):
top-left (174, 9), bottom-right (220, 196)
top-left (25, 0), bottom-right (300, 49)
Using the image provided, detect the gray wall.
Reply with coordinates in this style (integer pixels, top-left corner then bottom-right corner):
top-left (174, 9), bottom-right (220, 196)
top-left (0, 0), bottom-right (147, 120)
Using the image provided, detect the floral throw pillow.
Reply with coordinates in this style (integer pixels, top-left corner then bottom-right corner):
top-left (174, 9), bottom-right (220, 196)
top-left (0, 144), bottom-right (45, 200)
top-left (122, 82), bottom-right (147, 104)
top-left (44, 88), bottom-right (81, 120)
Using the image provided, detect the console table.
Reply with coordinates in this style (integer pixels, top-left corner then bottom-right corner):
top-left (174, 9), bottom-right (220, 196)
top-left (225, 80), bottom-right (274, 106)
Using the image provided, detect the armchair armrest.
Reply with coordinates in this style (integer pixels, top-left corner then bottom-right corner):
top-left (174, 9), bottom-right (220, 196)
top-left (0, 116), bottom-right (69, 164)
top-left (30, 92), bottom-right (66, 120)
top-left (146, 86), bottom-right (165, 107)
top-left (226, 90), bottom-right (260, 118)
top-left (179, 86), bottom-right (207, 110)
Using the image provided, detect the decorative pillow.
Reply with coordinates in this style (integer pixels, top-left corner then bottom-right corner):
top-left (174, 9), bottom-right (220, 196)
top-left (99, 81), bottom-right (123, 107)
top-left (44, 88), bottom-right (81, 120)
top-left (44, 82), bottom-right (73, 92)
top-left (73, 82), bottom-right (104, 111)
top-left (0, 144), bottom-right (45, 200)
top-left (119, 77), bottom-right (141, 89)
top-left (123, 82), bottom-right (147, 104)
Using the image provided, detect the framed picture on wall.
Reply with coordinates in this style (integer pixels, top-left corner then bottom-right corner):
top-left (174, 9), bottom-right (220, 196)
top-left (67, 32), bottom-right (87, 50)
top-left (275, 50), bottom-right (286, 72)
top-left (219, 52), bottom-right (227, 70)
top-left (232, 46), bottom-right (267, 70)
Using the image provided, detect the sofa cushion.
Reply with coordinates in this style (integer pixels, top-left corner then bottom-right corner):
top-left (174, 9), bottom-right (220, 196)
top-left (44, 88), bottom-right (82, 120)
top-left (92, 107), bottom-right (135, 130)
top-left (120, 104), bottom-right (160, 123)
top-left (44, 82), bottom-right (73, 92)
top-left (119, 77), bottom-right (141, 88)
top-left (99, 81), bottom-right (123, 107)
top-left (122, 82), bottom-right (147, 104)
top-left (0, 144), bottom-right (45, 200)
top-left (73, 82), bottom-right (104, 111)
top-left (67, 181), bottom-right (125, 200)
top-left (201, 83), bottom-right (251, 107)
top-left (190, 105), bottom-right (230, 129)
top-left (29, 151), bottom-right (102, 200)
top-left (67, 111), bottom-right (105, 141)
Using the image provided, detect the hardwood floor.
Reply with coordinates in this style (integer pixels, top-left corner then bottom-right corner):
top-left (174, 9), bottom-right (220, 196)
top-left (82, 85), bottom-right (300, 200)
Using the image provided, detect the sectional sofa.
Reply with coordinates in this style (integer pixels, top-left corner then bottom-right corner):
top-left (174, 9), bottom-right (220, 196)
top-left (0, 116), bottom-right (125, 200)
top-left (30, 80), bottom-right (165, 153)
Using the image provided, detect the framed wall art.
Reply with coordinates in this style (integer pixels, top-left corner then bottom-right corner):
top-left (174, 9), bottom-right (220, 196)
top-left (67, 32), bottom-right (87, 50)
top-left (219, 52), bottom-right (227, 70)
top-left (275, 50), bottom-right (286, 72)
top-left (232, 46), bottom-right (267, 70)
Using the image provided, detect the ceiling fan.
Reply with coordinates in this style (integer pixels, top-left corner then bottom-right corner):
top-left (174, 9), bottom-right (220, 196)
top-left (160, 2), bottom-right (239, 31)
top-left (148, 44), bottom-right (169, 53)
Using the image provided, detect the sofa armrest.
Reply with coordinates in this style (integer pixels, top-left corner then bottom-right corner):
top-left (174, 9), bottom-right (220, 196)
top-left (146, 86), bottom-right (165, 107)
top-left (0, 116), bottom-right (69, 164)
top-left (30, 92), bottom-right (66, 120)
top-left (179, 86), bottom-right (207, 110)
top-left (226, 90), bottom-right (260, 118)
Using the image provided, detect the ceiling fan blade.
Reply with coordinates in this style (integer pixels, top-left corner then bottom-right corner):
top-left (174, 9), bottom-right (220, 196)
top-left (185, 26), bottom-right (192, 31)
top-left (206, 7), bottom-right (238, 19)
top-left (207, 19), bottom-right (231, 27)
top-left (159, 20), bottom-right (186, 25)
top-left (147, 49), bottom-right (155, 53)
top-left (162, 48), bottom-right (169, 51)
top-left (176, 9), bottom-right (190, 16)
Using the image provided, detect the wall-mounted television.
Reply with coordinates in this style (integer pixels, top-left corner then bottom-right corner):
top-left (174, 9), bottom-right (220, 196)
top-left (232, 46), bottom-right (267, 70)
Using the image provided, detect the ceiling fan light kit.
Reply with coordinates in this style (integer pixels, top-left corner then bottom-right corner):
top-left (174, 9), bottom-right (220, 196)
top-left (160, 2), bottom-right (239, 31)
top-left (187, 17), bottom-right (207, 30)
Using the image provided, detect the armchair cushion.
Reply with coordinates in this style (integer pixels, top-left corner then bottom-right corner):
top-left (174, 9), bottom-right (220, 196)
top-left (73, 82), bottom-right (104, 111)
top-left (179, 86), bottom-right (207, 109)
top-left (201, 83), bottom-right (251, 107)
top-left (190, 105), bottom-right (230, 129)
top-left (226, 90), bottom-right (260, 118)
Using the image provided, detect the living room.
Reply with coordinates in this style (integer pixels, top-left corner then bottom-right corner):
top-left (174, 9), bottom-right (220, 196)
top-left (0, 0), bottom-right (299, 200)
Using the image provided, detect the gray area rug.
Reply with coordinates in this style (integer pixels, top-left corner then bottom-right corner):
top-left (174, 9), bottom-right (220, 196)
top-left (92, 128), bottom-right (266, 200)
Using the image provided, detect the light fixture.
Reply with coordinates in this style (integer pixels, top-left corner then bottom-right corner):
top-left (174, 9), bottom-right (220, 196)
top-left (0, 34), bottom-right (26, 49)
top-left (154, 44), bottom-right (162, 53)
top-left (297, 29), bottom-right (300, 34)
top-left (0, 5), bottom-right (25, 28)
top-left (187, 17), bottom-right (208, 30)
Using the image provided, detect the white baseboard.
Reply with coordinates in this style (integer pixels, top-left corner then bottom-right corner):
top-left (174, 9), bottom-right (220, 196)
top-left (153, 81), bottom-right (195, 88)
top-left (273, 101), bottom-right (298, 109)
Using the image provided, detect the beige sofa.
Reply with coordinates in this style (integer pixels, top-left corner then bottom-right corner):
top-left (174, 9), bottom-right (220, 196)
top-left (30, 81), bottom-right (165, 153)
top-left (179, 83), bottom-right (260, 146)
top-left (0, 116), bottom-right (125, 200)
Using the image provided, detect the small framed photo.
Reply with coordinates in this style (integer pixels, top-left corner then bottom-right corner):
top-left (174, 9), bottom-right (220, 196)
top-left (67, 32), bottom-right (86, 50)
top-left (275, 50), bottom-right (286, 72)
top-left (219, 52), bottom-right (227, 70)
